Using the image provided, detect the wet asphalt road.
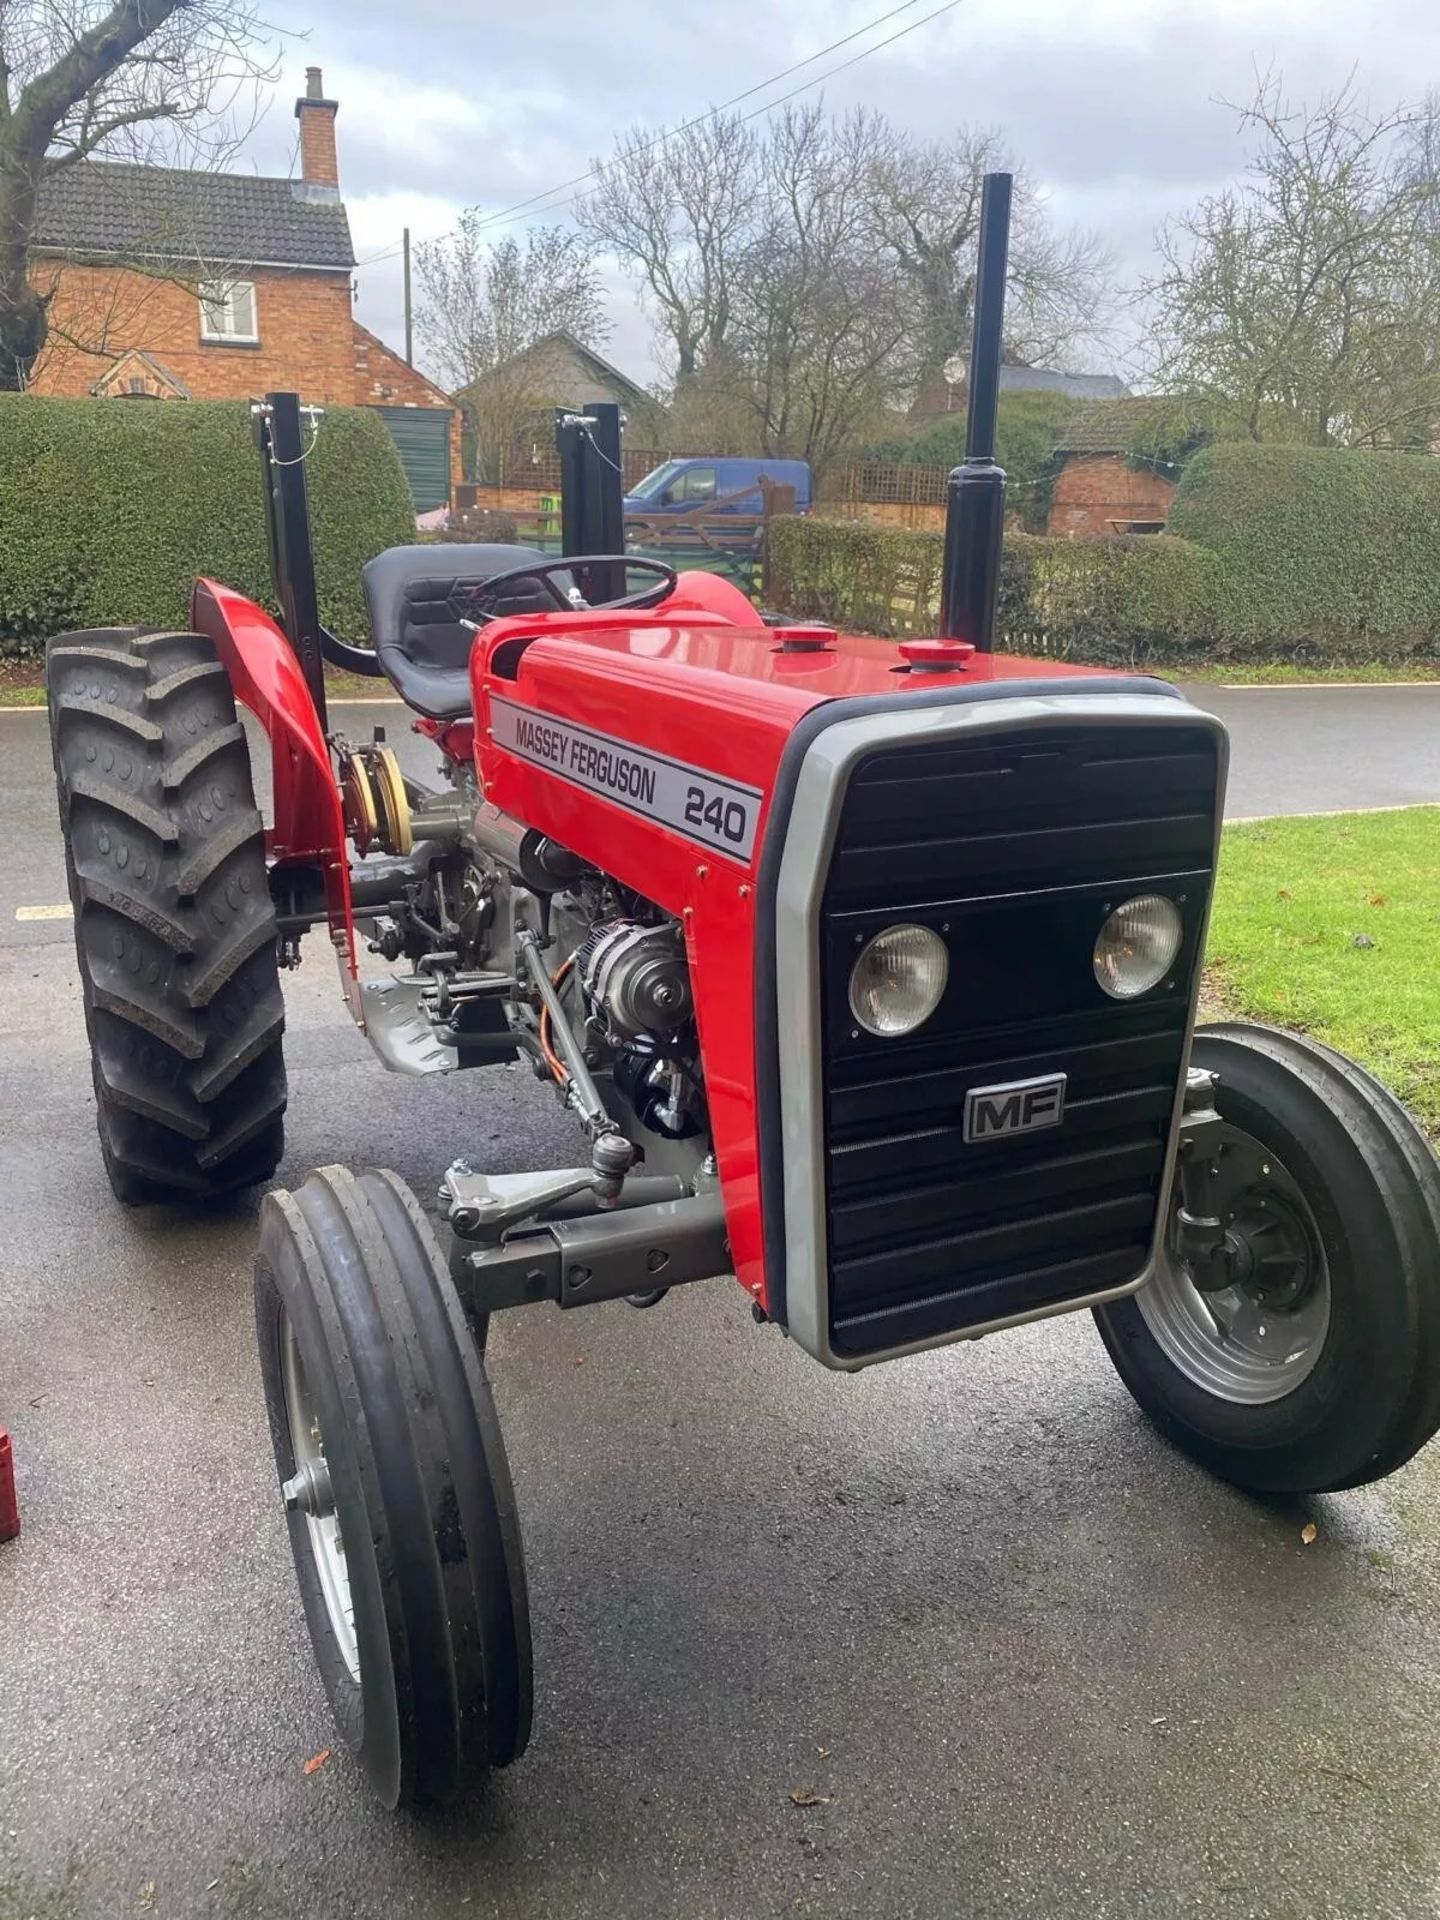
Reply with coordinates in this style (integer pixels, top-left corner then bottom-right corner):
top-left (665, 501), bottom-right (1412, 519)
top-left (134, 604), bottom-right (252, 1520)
top-left (3, 686), bottom-right (1440, 1920)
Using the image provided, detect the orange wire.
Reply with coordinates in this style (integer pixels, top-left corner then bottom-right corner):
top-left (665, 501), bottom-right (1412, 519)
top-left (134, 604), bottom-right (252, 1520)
top-left (539, 956), bottom-right (575, 1084)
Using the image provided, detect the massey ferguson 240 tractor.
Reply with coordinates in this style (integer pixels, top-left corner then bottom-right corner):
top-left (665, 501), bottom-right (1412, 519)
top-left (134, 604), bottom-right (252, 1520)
top-left (46, 177), bottom-right (1440, 1809)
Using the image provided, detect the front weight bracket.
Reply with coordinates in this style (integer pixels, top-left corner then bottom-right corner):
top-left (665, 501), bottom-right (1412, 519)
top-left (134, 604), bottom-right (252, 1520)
top-left (450, 1191), bottom-right (730, 1315)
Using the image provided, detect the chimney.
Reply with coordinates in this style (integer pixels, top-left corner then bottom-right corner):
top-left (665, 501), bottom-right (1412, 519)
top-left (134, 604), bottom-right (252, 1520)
top-left (294, 66), bottom-right (340, 191)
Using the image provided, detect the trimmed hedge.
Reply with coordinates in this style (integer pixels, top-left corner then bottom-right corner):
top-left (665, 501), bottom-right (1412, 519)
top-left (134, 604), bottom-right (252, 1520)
top-left (771, 440), bottom-right (1440, 665)
top-left (0, 395), bottom-right (415, 659)
top-left (1167, 442), bottom-right (1440, 656)
top-left (766, 516), bottom-right (1221, 665)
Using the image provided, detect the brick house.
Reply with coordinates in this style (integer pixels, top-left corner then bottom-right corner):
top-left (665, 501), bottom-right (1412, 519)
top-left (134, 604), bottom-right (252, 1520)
top-left (455, 330), bottom-right (665, 480)
top-left (1048, 398), bottom-right (1180, 537)
top-left (25, 67), bottom-right (458, 509)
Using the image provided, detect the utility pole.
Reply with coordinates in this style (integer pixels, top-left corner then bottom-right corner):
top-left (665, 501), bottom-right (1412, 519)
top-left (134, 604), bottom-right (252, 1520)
top-left (402, 227), bottom-right (413, 366)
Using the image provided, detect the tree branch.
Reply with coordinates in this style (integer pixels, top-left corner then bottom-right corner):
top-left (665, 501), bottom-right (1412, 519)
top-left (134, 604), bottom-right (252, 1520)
top-left (11, 0), bottom-right (186, 160)
top-left (46, 96), bottom-right (179, 166)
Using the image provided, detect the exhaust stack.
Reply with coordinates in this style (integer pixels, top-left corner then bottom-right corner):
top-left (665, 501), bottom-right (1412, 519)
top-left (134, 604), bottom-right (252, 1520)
top-left (939, 171), bottom-right (1013, 651)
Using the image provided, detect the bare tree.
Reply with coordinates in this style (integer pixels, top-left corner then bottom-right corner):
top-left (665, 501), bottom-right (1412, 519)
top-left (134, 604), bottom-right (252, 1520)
top-left (582, 103), bottom-right (1113, 467)
top-left (579, 115), bottom-right (760, 383)
top-left (415, 219), bottom-right (609, 481)
top-left (0, 0), bottom-right (273, 389)
top-left (861, 120), bottom-right (1112, 378)
top-left (731, 106), bottom-right (909, 476)
top-left (1142, 70), bottom-right (1440, 448)
top-left (1401, 87), bottom-right (1440, 235)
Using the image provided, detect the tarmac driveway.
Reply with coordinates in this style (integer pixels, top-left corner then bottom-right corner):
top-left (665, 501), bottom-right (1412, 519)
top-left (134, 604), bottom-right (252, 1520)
top-left (2, 686), bottom-right (1440, 1920)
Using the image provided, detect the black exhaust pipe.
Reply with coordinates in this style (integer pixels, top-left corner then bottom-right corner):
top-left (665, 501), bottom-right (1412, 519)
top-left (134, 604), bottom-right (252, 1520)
top-left (939, 171), bottom-right (1013, 651)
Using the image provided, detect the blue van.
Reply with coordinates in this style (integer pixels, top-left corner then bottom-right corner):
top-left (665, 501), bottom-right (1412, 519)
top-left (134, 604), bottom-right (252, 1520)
top-left (624, 456), bottom-right (811, 515)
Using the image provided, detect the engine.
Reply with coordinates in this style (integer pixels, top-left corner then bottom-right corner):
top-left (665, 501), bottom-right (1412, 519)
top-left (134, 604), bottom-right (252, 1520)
top-left (358, 790), bottom-right (708, 1189)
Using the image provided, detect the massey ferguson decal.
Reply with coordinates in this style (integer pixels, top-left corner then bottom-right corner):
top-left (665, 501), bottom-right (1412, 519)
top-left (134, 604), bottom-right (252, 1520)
top-left (490, 696), bottom-right (762, 860)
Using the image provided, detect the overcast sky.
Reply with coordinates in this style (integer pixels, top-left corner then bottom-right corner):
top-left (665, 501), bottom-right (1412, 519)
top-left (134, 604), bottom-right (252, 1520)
top-left (241, 0), bottom-right (1440, 391)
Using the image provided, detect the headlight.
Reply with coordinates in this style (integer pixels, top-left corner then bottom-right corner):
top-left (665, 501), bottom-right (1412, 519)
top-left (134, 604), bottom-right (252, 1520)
top-left (1093, 894), bottom-right (1183, 1000)
top-left (848, 923), bottom-right (949, 1037)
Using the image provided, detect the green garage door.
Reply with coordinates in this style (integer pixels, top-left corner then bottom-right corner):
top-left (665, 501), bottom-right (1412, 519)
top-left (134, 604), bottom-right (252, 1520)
top-left (374, 405), bottom-right (453, 513)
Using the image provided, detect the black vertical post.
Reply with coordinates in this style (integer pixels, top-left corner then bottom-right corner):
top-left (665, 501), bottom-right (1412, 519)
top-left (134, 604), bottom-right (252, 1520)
top-left (939, 172), bottom-right (1013, 650)
top-left (556, 401), bottom-right (626, 604)
top-left (255, 391), bottom-right (328, 730)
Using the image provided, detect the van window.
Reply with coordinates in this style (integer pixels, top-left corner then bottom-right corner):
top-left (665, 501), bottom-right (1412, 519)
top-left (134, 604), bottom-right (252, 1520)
top-left (628, 460), bottom-right (684, 502)
top-left (673, 465), bottom-right (717, 505)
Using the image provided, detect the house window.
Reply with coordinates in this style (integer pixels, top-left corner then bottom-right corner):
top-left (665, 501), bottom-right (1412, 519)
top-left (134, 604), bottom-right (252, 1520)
top-left (199, 279), bottom-right (259, 344)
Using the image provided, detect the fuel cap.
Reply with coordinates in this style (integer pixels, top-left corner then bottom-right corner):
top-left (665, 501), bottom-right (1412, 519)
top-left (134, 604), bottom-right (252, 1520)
top-left (771, 625), bottom-right (838, 654)
top-left (899, 638), bottom-right (976, 672)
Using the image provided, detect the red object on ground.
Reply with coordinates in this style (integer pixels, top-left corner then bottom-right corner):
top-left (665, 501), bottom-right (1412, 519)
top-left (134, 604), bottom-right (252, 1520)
top-left (0, 1428), bottom-right (19, 1542)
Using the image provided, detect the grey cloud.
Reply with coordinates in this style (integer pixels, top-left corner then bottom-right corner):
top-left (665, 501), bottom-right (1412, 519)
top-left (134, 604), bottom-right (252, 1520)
top-left (244, 1), bottom-right (1440, 379)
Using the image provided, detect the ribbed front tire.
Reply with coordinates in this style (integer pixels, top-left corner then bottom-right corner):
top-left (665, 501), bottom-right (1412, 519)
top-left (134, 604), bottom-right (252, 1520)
top-left (46, 626), bottom-right (286, 1204)
top-left (1095, 1026), bottom-right (1440, 1494)
top-left (255, 1166), bottom-right (532, 1808)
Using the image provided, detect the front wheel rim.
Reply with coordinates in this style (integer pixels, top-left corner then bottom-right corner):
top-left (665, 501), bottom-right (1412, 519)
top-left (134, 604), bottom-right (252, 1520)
top-left (1138, 1123), bottom-right (1331, 1405)
top-left (281, 1314), bottom-right (361, 1682)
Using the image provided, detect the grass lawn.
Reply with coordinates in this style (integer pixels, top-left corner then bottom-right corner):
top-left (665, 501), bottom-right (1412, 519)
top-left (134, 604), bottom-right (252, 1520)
top-left (1170, 660), bottom-right (1440, 686)
top-left (1206, 808), bottom-right (1440, 1133)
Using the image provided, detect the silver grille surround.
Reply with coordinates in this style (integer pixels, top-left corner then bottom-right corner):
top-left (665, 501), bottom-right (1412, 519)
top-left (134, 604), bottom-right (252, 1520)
top-left (772, 689), bottom-right (1229, 1371)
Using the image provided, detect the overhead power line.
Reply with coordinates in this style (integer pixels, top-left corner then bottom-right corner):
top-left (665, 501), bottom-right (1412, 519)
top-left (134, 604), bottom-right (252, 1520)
top-left (356, 0), bottom-right (963, 270)
top-left (464, 0), bottom-right (933, 236)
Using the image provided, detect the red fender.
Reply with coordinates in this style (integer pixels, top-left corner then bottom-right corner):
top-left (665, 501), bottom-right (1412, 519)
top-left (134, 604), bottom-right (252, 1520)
top-left (190, 578), bottom-right (359, 1015)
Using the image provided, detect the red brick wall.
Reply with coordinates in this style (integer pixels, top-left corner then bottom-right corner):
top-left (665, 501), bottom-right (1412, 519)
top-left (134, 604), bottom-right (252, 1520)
top-left (352, 323), bottom-right (461, 486)
top-left (29, 261), bottom-right (358, 405)
top-left (297, 103), bottom-right (339, 188)
top-left (1048, 453), bottom-right (1176, 537)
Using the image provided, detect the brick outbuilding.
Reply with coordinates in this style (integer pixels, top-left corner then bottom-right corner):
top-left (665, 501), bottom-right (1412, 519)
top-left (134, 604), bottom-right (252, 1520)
top-left (1048, 399), bottom-right (1180, 538)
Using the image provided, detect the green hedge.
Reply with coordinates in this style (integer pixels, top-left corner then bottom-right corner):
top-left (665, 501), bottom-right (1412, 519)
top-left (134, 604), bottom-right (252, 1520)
top-left (0, 396), bottom-right (414, 660)
top-left (1167, 442), bottom-right (1440, 655)
top-left (771, 450), bottom-right (1440, 665)
top-left (766, 517), bottom-right (1220, 665)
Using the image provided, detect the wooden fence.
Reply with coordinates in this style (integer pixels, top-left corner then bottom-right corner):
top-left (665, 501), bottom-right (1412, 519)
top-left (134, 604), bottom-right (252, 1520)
top-left (489, 442), bottom-right (955, 524)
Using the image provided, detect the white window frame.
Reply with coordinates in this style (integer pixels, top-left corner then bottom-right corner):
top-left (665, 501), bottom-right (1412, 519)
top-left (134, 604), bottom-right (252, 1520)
top-left (198, 278), bottom-right (259, 345)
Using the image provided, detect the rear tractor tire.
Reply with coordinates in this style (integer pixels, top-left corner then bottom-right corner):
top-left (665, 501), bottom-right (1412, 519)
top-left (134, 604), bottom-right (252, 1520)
top-left (1095, 1024), bottom-right (1440, 1495)
top-left (46, 627), bottom-right (286, 1204)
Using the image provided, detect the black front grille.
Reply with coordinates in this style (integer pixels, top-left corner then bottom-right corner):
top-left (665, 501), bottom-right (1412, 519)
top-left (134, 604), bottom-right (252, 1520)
top-left (820, 720), bottom-right (1220, 1359)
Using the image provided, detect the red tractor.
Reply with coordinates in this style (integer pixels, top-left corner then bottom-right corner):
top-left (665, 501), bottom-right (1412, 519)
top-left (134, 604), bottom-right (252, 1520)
top-left (46, 178), bottom-right (1440, 1810)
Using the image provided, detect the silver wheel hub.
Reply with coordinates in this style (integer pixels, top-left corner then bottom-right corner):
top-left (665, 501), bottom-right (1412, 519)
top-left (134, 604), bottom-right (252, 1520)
top-left (281, 1316), bottom-right (360, 1682)
top-left (1138, 1124), bottom-right (1331, 1405)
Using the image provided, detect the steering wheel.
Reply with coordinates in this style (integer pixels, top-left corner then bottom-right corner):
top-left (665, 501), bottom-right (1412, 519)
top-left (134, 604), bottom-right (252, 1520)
top-left (459, 555), bottom-right (678, 626)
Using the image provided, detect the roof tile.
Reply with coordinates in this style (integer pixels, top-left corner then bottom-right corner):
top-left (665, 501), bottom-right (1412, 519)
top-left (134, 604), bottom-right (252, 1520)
top-left (34, 160), bottom-right (354, 271)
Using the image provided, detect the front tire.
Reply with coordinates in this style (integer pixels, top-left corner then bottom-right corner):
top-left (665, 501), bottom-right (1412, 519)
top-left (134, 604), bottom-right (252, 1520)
top-left (255, 1166), bottom-right (532, 1809)
top-left (46, 626), bottom-right (286, 1202)
top-left (1094, 1025), bottom-right (1440, 1494)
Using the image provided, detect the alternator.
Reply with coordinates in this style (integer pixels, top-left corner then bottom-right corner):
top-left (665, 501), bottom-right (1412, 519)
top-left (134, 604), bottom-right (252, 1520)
top-left (578, 920), bottom-right (693, 1039)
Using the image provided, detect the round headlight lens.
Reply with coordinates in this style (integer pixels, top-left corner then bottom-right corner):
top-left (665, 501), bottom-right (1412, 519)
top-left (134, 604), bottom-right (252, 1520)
top-left (1093, 893), bottom-right (1183, 1000)
top-left (848, 923), bottom-right (949, 1037)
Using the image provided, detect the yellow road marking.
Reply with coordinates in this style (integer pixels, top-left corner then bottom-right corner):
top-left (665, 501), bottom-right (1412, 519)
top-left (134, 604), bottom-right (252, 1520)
top-left (15, 903), bottom-right (73, 921)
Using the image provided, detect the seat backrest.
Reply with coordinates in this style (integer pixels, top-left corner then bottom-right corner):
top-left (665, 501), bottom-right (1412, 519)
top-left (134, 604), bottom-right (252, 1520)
top-left (361, 543), bottom-right (564, 681)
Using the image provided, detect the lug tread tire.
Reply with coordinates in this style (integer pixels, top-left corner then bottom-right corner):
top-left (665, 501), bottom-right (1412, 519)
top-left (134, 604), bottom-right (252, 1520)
top-left (46, 626), bottom-right (286, 1203)
top-left (255, 1166), bottom-right (531, 1809)
top-left (1095, 1023), bottom-right (1440, 1494)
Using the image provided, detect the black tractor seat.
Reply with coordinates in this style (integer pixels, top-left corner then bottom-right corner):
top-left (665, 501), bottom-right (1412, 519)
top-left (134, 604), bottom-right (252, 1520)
top-left (361, 543), bottom-right (573, 720)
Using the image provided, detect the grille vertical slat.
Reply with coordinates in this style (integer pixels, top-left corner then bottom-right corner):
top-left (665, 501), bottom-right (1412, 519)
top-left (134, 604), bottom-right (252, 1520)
top-left (819, 720), bottom-right (1219, 1358)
